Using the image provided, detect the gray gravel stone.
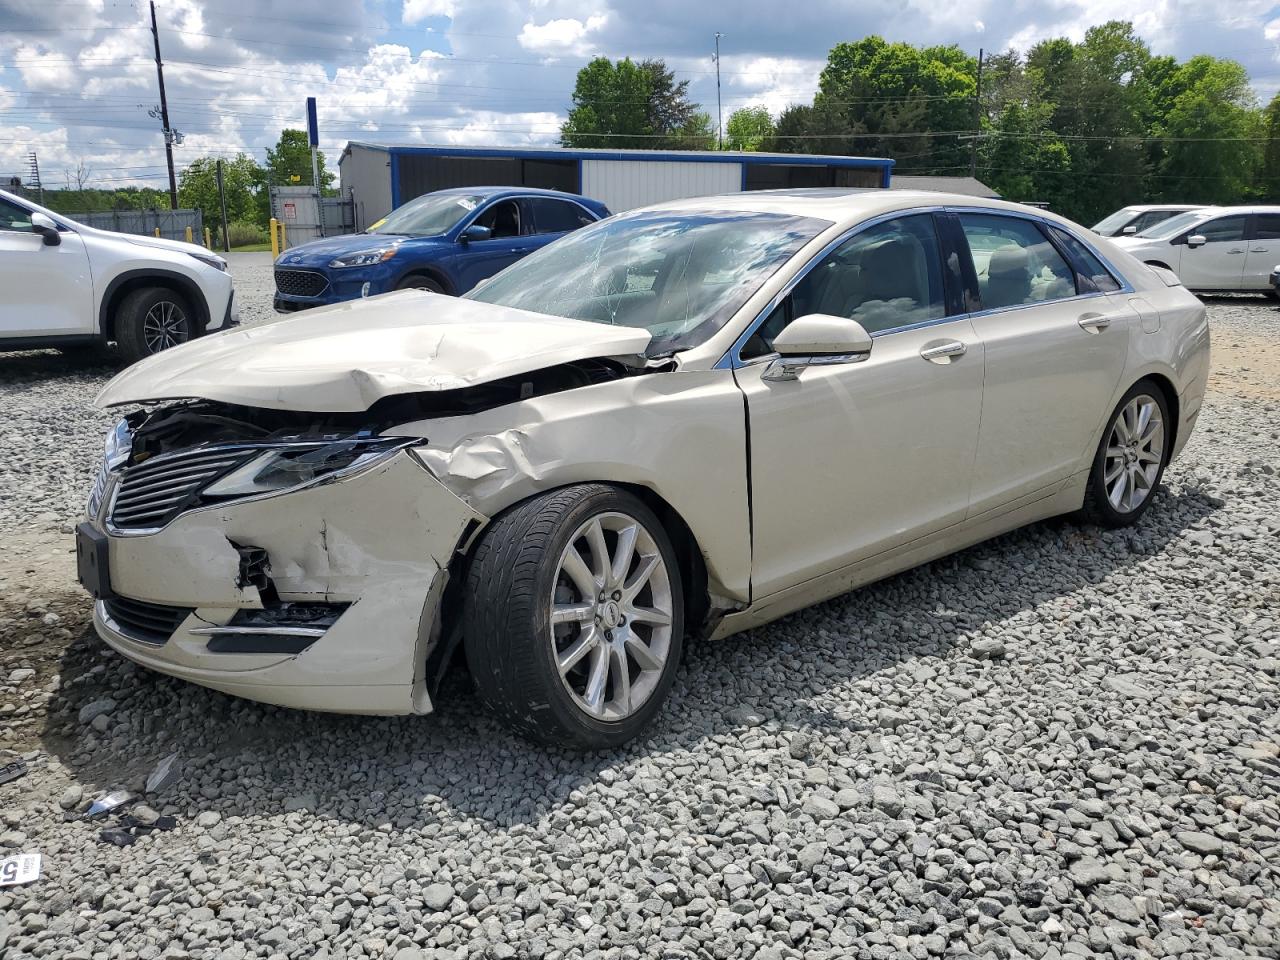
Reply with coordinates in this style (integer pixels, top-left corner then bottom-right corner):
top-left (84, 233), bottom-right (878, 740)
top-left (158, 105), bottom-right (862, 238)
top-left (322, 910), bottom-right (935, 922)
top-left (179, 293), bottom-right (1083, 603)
top-left (57, 784), bottom-right (82, 810)
top-left (0, 272), bottom-right (1276, 960)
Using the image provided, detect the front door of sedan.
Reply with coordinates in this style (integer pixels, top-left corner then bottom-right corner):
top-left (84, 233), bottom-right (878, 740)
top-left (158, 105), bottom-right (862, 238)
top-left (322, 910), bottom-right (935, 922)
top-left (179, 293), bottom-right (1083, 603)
top-left (1177, 213), bottom-right (1248, 290)
top-left (734, 213), bottom-right (985, 598)
top-left (454, 198), bottom-right (540, 292)
top-left (956, 213), bottom-right (1132, 515)
top-left (1243, 212), bottom-right (1280, 290)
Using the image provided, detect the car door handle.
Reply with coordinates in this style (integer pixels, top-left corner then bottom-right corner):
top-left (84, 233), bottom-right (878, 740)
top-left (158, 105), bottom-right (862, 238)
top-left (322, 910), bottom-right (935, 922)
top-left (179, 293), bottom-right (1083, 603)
top-left (1078, 312), bottom-right (1111, 332)
top-left (918, 340), bottom-right (966, 363)
top-left (1226, 248), bottom-right (1245, 255)
top-left (1251, 247), bottom-right (1270, 253)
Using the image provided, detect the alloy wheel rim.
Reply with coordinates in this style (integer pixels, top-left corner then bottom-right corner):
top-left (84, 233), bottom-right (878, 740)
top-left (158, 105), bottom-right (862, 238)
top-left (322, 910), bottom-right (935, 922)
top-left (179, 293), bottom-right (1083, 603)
top-left (1103, 394), bottom-right (1164, 513)
top-left (550, 511), bottom-right (674, 722)
top-left (142, 301), bottom-right (189, 353)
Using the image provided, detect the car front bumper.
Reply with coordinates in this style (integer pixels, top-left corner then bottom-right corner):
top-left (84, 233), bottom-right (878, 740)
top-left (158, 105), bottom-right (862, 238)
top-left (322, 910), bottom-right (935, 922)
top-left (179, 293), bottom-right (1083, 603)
top-left (273, 262), bottom-right (399, 313)
top-left (85, 451), bottom-right (484, 715)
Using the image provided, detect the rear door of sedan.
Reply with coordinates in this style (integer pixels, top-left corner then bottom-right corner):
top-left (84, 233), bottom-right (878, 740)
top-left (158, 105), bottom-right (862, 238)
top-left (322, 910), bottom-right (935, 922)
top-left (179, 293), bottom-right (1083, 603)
top-left (732, 211), bottom-right (986, 598)
top-left (955, 211), bottom-right (1133, 516)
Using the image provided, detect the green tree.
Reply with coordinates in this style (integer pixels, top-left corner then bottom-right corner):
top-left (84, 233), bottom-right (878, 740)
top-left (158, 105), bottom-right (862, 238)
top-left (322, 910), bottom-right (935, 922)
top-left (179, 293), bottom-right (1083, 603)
top-left (178, 154), bottom-right (268, 241)
top-left (725, 106), bottom-right (775, 151)
top-left (1258, 93), bottom-right (1280, 201)
top-left (265, 129), bottom-right (335, 191)
top-left (812, 37), bottom-right (977, 169)
top-left (561, 57), bottom-right (709, 149)
top-left (1150, 56), bottom-right (1258, 203)
top-left (640, 59), bottom-right (700, 142)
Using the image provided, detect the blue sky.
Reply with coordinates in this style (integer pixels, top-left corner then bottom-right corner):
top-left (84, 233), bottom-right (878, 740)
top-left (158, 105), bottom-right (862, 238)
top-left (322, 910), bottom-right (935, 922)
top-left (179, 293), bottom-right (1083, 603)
top-left (3, 0), bottom-right (1280, 190)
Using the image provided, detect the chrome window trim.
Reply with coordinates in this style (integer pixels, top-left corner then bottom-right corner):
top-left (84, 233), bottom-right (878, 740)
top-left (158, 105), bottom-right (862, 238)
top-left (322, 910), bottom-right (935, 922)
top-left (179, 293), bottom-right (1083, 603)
top-left (715, 204), bottom-right (1140, 370)
top-left (949, 206), bottom-right (1136, 298)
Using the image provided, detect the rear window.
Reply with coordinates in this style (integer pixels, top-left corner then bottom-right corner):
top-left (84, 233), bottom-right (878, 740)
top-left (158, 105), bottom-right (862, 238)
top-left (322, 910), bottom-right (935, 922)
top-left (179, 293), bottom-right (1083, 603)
top-left (1050, 227), bottom-right (1122, 293)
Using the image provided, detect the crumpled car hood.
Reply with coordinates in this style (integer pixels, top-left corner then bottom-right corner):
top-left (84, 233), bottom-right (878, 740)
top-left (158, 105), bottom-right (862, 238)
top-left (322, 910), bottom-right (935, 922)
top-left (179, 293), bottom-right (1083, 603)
top-left (95, 291), bottom-right (653, 412)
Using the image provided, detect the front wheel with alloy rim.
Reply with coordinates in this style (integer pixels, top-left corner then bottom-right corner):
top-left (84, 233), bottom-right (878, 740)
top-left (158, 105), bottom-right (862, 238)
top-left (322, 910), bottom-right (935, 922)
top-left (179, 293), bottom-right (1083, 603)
top-left (463, 484), bottom-right (684, 749)
top-left (115, 286), bottom-right (195, 365)
top-left (395, 275), bottom-right (444, 294)
top-left (1082, 379), bottom-right (1170, 527)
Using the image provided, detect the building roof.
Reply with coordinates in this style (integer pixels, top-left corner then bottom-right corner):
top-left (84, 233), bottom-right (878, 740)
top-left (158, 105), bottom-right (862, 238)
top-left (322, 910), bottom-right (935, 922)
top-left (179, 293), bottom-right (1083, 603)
top-left (342, 141), bottom-right (894, 169)
top-left (889, 175), bottom-right (1000, 198)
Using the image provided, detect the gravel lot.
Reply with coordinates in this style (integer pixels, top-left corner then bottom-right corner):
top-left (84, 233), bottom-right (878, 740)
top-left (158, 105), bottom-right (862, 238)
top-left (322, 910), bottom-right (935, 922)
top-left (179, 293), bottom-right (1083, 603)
top-left (0, 263), bottom-right (1277, 960)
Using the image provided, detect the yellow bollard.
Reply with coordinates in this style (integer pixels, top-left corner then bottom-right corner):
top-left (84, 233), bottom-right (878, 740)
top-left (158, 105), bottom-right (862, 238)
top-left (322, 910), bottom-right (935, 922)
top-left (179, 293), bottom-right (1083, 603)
top-left (280, 221), bottom-right (287, 251)
top-left (185, 226), bottom-right (193, 244)
top-left (154, 227), bottom-right (160, 238)
top-left (204, 227), bottom-right (212, 249)
top-left (269, 217), bottom-right (280, 258)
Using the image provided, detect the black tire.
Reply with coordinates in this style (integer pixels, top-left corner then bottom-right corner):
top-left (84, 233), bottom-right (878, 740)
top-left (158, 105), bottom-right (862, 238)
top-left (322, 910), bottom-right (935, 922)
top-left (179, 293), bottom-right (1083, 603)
top-left (395, 274), bottom-right (445, 294)
top-left (114, 286), bottom-right (195, 365)
top-left (1081, 379), bottom-right (1171, 528)
top-left (463, 484), bottom-right (685, 750)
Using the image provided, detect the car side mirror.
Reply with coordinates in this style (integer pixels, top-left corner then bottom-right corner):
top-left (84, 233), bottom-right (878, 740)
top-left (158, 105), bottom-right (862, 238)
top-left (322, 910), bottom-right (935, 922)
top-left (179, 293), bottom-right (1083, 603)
top-left (1186, 234), bottom-right (1207, 249)
top-left (460, 224), bottom-right (492, 244)
top-left (30, 212), bottom-right (60, 246)
top-left (763, 313), bottom-right (873, 382)
top-left (1122, 225), bottom-right (1138, 235)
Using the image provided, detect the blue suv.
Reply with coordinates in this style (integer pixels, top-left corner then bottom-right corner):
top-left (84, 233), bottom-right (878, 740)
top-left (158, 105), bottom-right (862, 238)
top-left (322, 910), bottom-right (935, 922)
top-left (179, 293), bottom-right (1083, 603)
top-left (273, 187), bottom-right (610, 312)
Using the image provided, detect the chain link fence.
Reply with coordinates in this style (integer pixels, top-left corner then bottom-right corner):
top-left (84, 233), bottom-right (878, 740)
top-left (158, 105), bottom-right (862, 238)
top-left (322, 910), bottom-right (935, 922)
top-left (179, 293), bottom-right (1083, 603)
top-left (58, 208), bottom-right (204, 242)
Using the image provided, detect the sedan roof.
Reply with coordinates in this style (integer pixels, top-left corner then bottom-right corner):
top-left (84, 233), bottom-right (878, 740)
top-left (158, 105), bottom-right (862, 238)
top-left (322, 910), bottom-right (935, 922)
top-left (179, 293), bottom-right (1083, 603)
top-left (635, 188), bottom-right (1084, 230)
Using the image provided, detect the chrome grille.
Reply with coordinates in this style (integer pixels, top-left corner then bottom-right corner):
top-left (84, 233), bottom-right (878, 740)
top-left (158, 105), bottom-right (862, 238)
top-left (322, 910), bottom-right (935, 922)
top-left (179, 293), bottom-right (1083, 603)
top-left (275, 268), bottom-right (329, 298)
top-left (101, 596), bottom-right (193, 646)
top-left (110, 447), bottom-right (254, 531)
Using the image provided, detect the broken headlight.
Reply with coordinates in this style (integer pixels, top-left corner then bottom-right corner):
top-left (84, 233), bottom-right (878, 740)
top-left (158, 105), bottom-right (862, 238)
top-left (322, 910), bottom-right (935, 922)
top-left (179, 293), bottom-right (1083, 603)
top-left (203, 438), bottom-right (409, 499)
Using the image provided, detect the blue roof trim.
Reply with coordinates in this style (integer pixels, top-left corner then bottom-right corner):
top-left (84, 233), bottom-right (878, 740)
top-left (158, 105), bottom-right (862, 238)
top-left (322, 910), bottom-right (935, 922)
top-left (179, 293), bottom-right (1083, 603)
top-left (346, 141), bottom-right (893, 171)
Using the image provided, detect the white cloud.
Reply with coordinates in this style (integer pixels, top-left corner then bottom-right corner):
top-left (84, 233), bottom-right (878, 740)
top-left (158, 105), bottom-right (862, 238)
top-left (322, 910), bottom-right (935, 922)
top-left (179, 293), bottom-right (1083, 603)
top-left (403, 0), bottom-right (456, 25)
top-left (518, 15), bottom-right (608, 56)
top-left (10, 0), bottom-right (1280, 191)
top-left (727, 56), bottom-right (823, 118)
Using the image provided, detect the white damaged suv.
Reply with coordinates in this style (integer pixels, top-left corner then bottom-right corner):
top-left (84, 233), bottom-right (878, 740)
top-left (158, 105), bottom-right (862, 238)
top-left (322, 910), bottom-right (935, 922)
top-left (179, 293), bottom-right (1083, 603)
top-left (0, 188), bottom-right (237, 363)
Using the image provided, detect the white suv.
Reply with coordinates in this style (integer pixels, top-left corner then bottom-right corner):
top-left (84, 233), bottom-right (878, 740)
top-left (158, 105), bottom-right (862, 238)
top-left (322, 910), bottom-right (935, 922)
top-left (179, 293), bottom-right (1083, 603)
top-left (0, 188), bottom-right (237, 364)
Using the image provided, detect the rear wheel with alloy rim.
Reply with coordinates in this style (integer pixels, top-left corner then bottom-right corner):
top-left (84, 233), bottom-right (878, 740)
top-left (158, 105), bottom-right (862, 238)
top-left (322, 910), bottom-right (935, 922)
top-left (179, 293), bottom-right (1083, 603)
top-left (1082, 379), bottom-right (1169, 527)
top-left (116, 286), bottom-right (195, 365)
top-left (463, 485), bottom-right (684, 749)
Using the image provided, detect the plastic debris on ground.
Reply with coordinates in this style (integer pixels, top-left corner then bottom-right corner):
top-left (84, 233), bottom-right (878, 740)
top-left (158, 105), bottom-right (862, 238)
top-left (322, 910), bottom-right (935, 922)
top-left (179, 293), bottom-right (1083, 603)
top-left (0, 759), bottom-right (28, 786)
top-left (145, 752), bottom-right (181, 794)
top-left (120, 814), bottom-right (177, 832)
top-left (98, 827), bottom-right (136, 848)
top-left (0, 853), bottom-right (41, 886)
top-left (85, 790), bottom-right (130, 818)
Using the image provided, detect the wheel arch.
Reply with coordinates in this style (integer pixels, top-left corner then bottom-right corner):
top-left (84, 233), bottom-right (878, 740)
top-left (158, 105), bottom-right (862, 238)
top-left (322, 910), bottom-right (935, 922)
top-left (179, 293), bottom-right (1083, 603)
top-left (1143, 259), bottom-right (1174, 272)
top-left (1134, 371), bottom-right (1181, 459)
top-left (428, 479), bottom-right (716, 698)
top-left (394, 264), bottom-right (454, 295)
top-left (100, 269), bottom-right (210, 340)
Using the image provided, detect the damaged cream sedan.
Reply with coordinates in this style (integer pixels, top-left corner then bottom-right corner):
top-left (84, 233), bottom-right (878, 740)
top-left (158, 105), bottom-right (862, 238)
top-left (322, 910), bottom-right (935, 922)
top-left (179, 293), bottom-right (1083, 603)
top-left (79, 190), bottom-right (1209, 748)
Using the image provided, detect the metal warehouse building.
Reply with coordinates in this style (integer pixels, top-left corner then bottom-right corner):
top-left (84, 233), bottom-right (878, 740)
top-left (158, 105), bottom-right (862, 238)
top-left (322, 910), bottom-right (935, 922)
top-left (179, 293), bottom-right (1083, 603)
top-left (338, 142), bottom-right (895, 229)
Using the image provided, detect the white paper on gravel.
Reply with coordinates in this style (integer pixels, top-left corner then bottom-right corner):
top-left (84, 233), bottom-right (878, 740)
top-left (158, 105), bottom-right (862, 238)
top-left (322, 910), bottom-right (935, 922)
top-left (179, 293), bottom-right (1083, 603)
top-left (0, 853), bottom-right (41, 886)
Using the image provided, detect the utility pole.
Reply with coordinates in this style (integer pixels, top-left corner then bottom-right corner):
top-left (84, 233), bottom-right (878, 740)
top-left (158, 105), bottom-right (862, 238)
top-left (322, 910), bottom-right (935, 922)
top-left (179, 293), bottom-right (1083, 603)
top-left (215, 158), bottom-right (230, 253)
top-left (26, 151), bottom-right (43, 204)
top-left (970, 47), bottom-right (984, 179)
top-left (713, 33), bottom-right (723, 150)
top-left (150, 1), bottom-right (179, 209)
